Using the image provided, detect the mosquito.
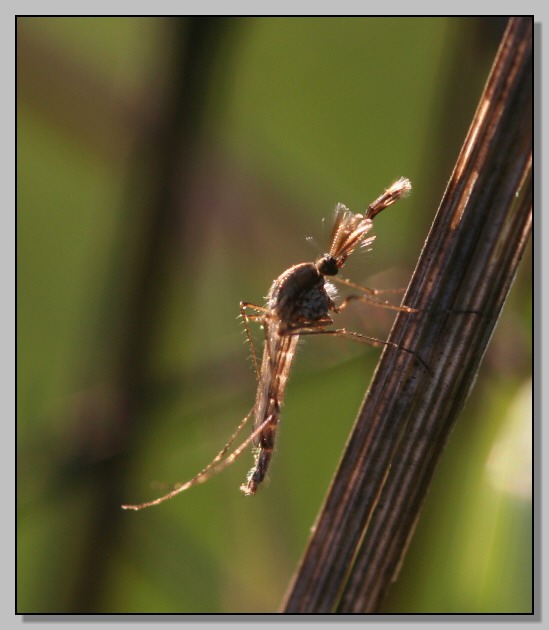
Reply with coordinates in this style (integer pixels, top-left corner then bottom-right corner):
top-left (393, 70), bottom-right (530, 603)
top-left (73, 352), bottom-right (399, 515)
top-left (122, 177), bottom-right (418, 510)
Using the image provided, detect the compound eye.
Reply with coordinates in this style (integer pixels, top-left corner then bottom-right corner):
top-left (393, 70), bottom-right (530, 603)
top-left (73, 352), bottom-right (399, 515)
top-left (316, 256), bottom-right (339, 276)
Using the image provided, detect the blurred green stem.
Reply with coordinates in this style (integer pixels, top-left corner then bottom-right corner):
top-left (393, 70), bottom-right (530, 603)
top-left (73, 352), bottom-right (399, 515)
top-left (66, 18), bottom-right (236, 613)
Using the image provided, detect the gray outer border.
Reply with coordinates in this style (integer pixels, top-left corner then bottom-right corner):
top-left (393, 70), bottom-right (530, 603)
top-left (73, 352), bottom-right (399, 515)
top-left (11, 8), bottom-right (539, 628)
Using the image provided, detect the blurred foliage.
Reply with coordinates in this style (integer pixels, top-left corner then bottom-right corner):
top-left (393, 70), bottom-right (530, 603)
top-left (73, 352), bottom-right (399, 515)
top-left (17, 16), bottom-right (531, 613)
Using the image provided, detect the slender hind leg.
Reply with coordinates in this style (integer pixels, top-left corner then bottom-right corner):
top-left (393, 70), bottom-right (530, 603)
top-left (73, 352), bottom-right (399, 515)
top-left (332, 276), bottom-right (418, 314)
top-left (290, 327), bottom-right (431, 374)
top-left (240, 301), bottom-right (271, 381)
top-left (121, 407), bottom-right (275, 510)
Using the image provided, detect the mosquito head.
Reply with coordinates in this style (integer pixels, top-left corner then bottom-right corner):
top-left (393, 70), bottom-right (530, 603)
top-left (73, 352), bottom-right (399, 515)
top-left (315, 254), bottom-right (339, 277)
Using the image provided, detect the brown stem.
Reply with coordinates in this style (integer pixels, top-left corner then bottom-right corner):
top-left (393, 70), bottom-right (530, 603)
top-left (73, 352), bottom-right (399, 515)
top-left (281, 16), bottom-right (532, 614)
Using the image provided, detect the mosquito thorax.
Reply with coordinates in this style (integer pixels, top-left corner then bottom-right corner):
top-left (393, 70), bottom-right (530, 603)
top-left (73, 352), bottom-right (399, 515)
top-left (316, 255), bottom-right (339, 277)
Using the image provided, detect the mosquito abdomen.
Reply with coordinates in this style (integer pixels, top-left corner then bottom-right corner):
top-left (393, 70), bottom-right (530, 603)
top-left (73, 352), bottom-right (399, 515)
top-left (241, 443), bottom-right (274, 496)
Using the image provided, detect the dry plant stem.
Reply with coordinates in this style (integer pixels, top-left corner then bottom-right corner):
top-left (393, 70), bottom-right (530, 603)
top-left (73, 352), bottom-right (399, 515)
top-left (281, 16), bottom-right (532, 614)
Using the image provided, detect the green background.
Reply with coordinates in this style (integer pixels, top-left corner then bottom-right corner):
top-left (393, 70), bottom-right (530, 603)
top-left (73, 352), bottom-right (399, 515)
top-left (18, 17), bottom-right (532, 613)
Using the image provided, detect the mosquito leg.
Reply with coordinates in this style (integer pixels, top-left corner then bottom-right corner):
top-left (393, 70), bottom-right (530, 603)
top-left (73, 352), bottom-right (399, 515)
top-left (333, 275), bottom-right (405, 296)
top-left (334, 281), bottom-right (479, 317)
top-left (336, 294), bottom-right (417, 314)
top-left (123, 304), bottom-right (276, 511)
top-left (294, 327), bottom-right (432, 374)
top-left (332, 276), bottom-right (418, 314)
top-left (121, 406), bottom-right (274, 511)
top-left (240, 301), bottom-right (271, 382)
